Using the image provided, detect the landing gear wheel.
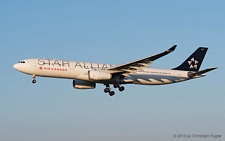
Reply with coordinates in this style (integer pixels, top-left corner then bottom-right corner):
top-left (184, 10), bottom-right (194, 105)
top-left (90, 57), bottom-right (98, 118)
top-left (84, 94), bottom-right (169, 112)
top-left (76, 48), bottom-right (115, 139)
top-left (119, 86), bottom-right (125, 92)
top-left (32, 80), bottom-right (36, 84)
top-left (113, 83), bottom-right (119, 88)
top-left (104, 84), bottom-right (116, 96)
top-left (109, 91), bottom-right (115, 96)
top-left (104, 88), bottom-right (110, 93)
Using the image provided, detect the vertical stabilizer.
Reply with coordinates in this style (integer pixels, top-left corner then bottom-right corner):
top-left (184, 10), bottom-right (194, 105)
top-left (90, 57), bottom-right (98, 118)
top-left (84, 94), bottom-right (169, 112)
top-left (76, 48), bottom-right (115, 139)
top-left (172, 47), bottom-right (208, 71)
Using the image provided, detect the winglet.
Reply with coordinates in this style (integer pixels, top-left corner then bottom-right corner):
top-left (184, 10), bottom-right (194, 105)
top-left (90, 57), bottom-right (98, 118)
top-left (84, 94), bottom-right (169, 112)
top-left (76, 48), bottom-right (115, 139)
top-left (168, 45), bottom-right (177, 52)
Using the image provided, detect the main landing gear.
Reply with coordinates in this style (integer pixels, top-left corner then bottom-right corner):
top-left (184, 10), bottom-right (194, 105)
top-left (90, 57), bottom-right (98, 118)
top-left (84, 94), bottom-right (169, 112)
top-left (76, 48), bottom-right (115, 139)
top-left (113, 83), bottom-right (125, 92)
top-left (104, 83), bottom-right (125, 96)
top-left (32, 75), bottom-right (36, 84)
top-left (104, 84), bottom-right (115, 96)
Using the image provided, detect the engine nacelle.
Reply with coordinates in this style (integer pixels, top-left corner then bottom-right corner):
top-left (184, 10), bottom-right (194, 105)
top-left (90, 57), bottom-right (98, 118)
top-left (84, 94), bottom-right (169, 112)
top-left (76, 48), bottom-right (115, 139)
top-left (73, 80), bottom-right (96, 89)
top-left (88, 70), bottom-right (112, 81)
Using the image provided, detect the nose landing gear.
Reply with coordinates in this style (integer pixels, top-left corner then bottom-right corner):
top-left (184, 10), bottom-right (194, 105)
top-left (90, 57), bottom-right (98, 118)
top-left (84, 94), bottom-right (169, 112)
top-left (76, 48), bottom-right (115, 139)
top-left (32, 75), bottom-right (36, 84)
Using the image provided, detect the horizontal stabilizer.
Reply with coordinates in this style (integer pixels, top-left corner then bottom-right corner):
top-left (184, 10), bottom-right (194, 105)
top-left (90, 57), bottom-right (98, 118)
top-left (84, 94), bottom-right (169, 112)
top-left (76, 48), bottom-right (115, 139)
top-left (188, 67), bottom-right (218, 77)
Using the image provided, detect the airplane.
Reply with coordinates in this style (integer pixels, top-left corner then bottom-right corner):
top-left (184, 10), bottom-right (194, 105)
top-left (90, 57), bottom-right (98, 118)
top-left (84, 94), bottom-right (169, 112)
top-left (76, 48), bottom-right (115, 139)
top-left (13, 45), bottom-right (217, 96)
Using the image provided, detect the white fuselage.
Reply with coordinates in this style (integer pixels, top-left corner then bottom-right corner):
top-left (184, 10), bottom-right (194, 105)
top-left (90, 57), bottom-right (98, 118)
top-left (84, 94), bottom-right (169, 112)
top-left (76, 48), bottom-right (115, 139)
top-left (13, 58), bottom-right (202, 85)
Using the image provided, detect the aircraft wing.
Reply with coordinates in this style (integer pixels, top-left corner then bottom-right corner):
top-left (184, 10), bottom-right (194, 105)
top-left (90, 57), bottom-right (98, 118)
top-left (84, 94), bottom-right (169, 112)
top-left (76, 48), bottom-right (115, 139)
top-left (188, 67), bottom-right (218, 77)
top-left (108, 45), bottom-right (177, 73)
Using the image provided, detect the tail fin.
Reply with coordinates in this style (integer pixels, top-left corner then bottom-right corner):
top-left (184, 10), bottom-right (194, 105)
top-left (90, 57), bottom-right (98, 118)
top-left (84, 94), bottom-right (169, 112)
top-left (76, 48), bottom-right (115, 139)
top-left (173, 47), bottom-right (208, 71)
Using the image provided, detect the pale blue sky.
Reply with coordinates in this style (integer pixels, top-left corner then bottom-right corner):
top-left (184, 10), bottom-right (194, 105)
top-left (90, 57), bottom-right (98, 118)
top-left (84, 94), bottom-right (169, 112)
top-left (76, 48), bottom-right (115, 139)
top-left (0, 1), bottom-right (224, 141)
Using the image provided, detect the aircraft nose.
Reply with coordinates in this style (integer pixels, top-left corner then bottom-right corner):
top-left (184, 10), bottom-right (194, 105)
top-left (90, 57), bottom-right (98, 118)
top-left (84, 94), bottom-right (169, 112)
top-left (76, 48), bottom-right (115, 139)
top-left (13, 64), bottom-right (19, 70)
top-left (13, 62), bottom-right (29, 73)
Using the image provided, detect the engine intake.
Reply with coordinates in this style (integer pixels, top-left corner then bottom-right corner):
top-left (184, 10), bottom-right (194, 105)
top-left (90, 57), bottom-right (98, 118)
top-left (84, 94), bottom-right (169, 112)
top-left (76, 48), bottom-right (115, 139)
top-left (73, 80), bottom-right (96, 89)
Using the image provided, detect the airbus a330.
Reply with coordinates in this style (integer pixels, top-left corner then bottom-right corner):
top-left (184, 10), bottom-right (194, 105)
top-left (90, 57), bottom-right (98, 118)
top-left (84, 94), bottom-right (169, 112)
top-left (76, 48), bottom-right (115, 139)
top-left (13, 45), bottom-right (217, 96)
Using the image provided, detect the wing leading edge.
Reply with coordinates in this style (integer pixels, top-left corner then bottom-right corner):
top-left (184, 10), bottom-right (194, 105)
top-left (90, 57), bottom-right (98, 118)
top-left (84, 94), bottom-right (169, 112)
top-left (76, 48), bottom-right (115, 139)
top-left (108, 45), bottom-right (177, 73)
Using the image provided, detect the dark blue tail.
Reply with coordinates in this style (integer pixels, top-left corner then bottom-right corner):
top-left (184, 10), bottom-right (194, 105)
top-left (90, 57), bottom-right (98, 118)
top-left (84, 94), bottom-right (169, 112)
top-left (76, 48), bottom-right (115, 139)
top-left (172, 47), bottom-right (208, 71)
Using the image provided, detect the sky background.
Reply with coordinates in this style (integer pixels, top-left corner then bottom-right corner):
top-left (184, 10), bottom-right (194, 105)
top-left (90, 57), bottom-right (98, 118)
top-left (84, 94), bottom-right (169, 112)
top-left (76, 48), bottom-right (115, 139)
top-left (0, 1), bottom-right (224, 141)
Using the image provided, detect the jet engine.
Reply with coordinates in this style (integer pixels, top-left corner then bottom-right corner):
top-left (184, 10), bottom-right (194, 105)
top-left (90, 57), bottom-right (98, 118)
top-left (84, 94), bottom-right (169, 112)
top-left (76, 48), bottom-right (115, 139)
top-left (73, 80), bottom-right (96, 89)
top-left (88, 70), bottom-right (112, 81)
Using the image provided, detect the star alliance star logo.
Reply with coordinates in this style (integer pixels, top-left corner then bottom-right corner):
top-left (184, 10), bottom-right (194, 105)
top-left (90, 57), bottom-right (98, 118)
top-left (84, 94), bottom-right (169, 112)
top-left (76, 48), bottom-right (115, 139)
top-left (188, 58), bottom-right (198, 69)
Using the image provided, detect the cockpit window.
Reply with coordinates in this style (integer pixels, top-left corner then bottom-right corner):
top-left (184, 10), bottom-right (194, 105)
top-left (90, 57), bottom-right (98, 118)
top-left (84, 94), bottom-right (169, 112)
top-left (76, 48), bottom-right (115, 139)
top-left (18, 61), bottom-right (26, 63)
